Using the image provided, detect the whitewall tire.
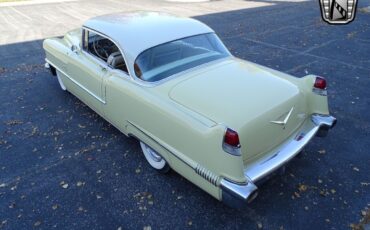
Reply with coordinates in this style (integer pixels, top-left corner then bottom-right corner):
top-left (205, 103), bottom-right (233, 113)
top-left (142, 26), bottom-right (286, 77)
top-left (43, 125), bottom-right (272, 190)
top-left (56, 70), bottom-right (67, 91)
top-left (140, 142), bottom-right (170, 173)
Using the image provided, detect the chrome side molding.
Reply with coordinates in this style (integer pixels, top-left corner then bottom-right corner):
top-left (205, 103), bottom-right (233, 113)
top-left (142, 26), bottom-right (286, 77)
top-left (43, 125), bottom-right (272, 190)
top-left (195, 164), bottom-right (219, 186)
top-left (45, 58), bottom-right (106, 104)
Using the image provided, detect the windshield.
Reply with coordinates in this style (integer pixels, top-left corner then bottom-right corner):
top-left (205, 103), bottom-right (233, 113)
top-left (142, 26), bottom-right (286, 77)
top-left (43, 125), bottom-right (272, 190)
top-left (134, 33), bottom-right (230, 82)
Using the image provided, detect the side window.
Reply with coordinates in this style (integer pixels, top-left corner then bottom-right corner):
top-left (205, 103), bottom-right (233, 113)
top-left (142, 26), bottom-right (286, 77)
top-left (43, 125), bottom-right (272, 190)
top-left (82, 29), bottom-right (128, 73)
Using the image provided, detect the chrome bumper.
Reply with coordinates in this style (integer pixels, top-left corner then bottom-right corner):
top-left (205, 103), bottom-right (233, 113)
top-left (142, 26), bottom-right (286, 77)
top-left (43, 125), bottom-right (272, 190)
top-left (221, 114), bottom-right (336, 208)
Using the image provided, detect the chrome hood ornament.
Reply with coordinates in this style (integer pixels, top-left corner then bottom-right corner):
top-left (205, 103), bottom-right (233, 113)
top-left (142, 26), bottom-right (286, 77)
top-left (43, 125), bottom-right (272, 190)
top-left (270, 107), bottom-right (294, 129)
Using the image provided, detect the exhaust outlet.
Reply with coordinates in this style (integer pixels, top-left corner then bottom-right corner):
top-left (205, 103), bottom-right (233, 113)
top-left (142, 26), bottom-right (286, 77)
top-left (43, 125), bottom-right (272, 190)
top-left (220, 179), bottom-right (258, 208)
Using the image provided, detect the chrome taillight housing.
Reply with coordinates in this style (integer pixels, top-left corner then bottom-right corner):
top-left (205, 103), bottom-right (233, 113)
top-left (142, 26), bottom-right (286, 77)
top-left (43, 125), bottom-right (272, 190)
top-left (313, 76), bottom-right (327, 96)
top-left (222, 128), bottom-right (241, 156)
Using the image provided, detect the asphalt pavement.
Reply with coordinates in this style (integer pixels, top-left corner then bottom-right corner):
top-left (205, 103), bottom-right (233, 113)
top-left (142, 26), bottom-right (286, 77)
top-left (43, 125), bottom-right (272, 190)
top-left (0, 0), bottom-right (369, 229)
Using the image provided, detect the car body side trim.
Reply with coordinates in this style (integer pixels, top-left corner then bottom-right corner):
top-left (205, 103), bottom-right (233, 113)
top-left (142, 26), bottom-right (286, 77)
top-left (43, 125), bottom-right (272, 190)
top-left (127, 121), bottom-right (224, 187)
top-left (45, 58), bottom-right (106, 104)
top-left (126, 120), bottom-right (195, 169)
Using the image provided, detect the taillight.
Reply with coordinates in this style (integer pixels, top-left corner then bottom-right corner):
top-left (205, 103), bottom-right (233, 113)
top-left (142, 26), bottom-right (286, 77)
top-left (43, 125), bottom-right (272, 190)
top-left (314, 76), bottom-right (327, 89)
top-left (223, 128), bottom-right (241, 156)
top-left (313, 76), bottom-right (327, 96)
top-left (224, 128), bottom-right (240, 146)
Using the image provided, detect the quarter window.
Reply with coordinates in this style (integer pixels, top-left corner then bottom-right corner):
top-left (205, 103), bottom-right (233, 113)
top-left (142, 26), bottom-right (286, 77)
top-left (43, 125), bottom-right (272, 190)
top-left (82, 29), bottom-right (128, 73)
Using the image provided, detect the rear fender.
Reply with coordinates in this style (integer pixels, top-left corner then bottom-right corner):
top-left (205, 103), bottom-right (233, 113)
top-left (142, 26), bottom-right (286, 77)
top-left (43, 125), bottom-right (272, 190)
top-left (300, 75), bottom-right (330, 115)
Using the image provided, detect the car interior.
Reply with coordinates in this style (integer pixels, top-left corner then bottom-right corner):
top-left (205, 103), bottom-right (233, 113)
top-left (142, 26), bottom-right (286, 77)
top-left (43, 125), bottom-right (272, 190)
top-left (86, 32), bottom-right (128, 73)
top-left (84, 31), bottom-right (223, 81)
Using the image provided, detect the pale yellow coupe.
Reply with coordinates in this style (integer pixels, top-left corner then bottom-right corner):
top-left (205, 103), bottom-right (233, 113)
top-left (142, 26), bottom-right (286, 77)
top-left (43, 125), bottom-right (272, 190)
top-left (43, 12), bottom-right (336, 207)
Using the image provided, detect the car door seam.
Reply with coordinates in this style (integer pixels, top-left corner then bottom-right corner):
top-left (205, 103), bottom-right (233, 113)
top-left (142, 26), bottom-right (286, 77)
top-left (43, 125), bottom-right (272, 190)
top-left (45, 58), bottom-right (106, 104)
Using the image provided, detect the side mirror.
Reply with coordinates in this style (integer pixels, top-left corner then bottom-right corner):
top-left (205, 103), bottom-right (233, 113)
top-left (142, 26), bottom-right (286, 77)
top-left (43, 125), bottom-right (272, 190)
top-left (71, 45), bottom-right (80, 54)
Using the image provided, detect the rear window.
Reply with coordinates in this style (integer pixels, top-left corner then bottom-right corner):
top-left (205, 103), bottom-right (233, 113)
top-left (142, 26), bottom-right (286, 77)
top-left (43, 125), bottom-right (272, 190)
top-left (134, 33), bottom-right (230, 82)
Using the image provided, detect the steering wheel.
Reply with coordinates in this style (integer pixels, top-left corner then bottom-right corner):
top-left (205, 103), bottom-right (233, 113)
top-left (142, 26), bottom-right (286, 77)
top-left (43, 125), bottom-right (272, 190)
top-left (93, 38), bottom-right (109, 61)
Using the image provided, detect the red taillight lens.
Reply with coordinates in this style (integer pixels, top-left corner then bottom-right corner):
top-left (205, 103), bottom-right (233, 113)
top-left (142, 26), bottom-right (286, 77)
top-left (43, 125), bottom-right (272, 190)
top-left (314, 76), bottom-right (327, 89)
top-left (224, 128), bottom-right (240, 147)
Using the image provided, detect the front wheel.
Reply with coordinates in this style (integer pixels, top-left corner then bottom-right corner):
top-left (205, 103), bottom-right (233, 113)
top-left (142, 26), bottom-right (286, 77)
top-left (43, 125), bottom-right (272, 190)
top-left (140, 142), bottom-right (170, 173)
top-left (56, 70), bottom-right (67, 91)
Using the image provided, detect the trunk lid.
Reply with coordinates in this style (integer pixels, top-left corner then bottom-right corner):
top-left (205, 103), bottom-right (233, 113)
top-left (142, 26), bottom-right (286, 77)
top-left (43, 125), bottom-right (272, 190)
top-left (169, 59), bottom-right (308, 162)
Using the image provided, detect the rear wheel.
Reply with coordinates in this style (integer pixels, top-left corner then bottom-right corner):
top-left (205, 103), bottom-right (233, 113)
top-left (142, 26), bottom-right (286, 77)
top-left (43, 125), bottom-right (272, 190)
top-left (140, 142), bottom-right (170, 173)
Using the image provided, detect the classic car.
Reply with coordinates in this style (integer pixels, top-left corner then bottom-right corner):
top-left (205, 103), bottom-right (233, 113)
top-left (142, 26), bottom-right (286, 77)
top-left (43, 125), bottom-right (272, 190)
top-left (43, 12), bottom-right (336, 207)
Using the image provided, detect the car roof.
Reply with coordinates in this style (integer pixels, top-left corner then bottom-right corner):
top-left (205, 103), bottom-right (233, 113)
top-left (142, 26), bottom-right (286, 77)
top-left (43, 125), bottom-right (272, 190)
top-left (83, 11), bottom-right (214, 70)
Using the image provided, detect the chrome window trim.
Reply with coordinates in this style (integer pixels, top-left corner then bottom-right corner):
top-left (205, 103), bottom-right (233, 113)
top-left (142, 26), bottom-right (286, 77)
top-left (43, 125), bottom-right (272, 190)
top-left (81, 49), bottom-right (111, 70)
top-left (131, 32), bottom-right (232, 87)
top-left (81, 28), bottom-right (233, 88)
top-left (131, 56), bottom-right (232, 87)
top-left (82, 26), bottom-right (132, 80)
top-left (45, 58), bottom-right (106, 104)
top-left (80, 48), bottom-right (131, 80)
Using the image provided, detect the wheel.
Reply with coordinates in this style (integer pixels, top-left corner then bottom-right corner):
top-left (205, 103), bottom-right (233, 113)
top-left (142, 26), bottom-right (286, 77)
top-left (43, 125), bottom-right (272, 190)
top-left (140, 142), bottom-right (170, 173)
top-left (296, 150), bottom-right (304, 159)
top-left (56, 70), bottom-right (67, 91)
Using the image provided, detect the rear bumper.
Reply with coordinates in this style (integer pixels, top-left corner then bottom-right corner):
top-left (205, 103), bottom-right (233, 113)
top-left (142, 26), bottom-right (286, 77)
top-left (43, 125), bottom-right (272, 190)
top-left (221, 114), bottom-right (336, 208)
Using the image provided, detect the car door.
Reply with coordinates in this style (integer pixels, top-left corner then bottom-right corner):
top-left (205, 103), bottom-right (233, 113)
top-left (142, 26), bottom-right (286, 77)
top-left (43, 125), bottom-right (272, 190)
top-left (99, 43), bottom-right (132, 131)
top-left (67, 29), bottom-right (110, 115)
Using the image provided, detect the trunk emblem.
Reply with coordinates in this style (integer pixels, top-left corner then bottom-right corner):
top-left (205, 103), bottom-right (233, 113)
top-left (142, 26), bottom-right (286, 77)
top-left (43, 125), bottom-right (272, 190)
top-left (270, 107), bottom-right (294, 129)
